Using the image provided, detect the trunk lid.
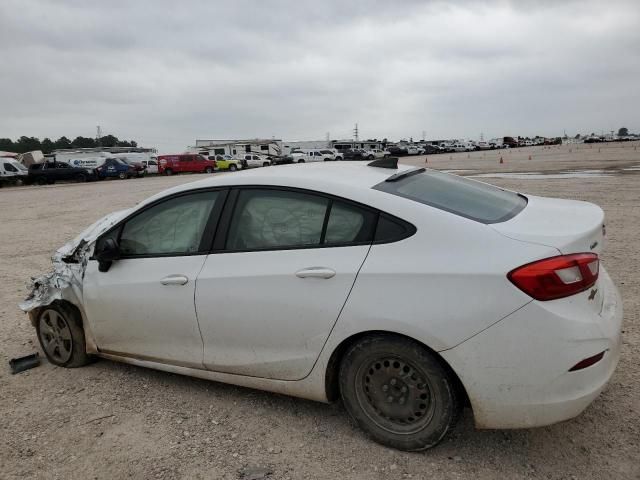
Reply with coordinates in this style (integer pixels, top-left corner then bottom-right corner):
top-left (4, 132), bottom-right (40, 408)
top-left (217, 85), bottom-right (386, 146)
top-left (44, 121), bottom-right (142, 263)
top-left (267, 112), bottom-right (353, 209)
top-left (493, 194), bottom-right (606, 312)
top-left (491, 195), bottom-right (605, 255)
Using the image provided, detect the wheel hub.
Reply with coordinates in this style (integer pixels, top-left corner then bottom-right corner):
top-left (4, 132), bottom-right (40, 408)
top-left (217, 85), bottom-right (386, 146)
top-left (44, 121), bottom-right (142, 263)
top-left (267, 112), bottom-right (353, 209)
top-left (359, 357), bottom-right (435, 433)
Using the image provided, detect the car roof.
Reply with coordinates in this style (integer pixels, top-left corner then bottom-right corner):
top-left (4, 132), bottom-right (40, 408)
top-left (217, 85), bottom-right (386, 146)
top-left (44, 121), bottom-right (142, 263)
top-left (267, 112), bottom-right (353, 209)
top-left (141, 161), bottom-right (419, 207)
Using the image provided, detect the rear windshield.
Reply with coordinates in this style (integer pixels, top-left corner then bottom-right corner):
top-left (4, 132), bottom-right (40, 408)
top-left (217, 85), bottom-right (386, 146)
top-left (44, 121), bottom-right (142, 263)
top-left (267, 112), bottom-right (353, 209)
top-left (374, 170), bottom-right (527, 224)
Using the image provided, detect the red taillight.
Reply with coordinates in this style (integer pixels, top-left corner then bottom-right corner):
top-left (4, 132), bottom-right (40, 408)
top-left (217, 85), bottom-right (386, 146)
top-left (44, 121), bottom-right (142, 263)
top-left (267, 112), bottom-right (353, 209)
top-left (508, 253), bottom-right (599, 301)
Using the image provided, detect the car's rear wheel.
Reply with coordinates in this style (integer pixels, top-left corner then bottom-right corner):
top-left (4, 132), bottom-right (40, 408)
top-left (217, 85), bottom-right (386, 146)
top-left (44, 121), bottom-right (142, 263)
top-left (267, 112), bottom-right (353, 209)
top-left (263, 162), bottom-right (270, 167)
top-left (298, 159), bottom-right (305, 163)
top-left (368, 155), bottom-right (375, 160)
top-left (118, 172), bottom-right (127, 180)
top-left (229, 164), bottom-right (237, 171)
top-left (36, 176), bottom-right (47, 185)
top-left (165, 168), bottom-right (173, 176)
top-left (75, 173), bottom-right (87, 182)
top-left (36, 304), bottom-right (91, 368)
top-left (205, 166), bottom-right (213, 173)
top-left (339, 335), bottom-right (460, 451)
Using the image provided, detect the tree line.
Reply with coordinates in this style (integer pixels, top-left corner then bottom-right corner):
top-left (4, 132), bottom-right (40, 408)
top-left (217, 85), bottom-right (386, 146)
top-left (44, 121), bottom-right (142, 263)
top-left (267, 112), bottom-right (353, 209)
top-left (0, 135), bottom-right (139, 154)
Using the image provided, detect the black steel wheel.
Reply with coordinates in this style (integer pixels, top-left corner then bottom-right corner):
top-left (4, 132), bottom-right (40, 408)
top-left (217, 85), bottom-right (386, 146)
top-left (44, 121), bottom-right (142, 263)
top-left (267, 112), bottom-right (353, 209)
top-left (36, 303), bottom-right (91, 368)
top-left (229, 164), bottom-right (237, 171)
top-left (339, 335), bottom-right (460, 451)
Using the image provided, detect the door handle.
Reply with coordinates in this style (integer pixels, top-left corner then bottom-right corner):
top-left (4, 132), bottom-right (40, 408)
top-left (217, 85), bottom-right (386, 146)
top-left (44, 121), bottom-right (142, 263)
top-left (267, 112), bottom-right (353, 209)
top-left (295, 267), bottom-right (336, 279)
top-left (160, 274), bottom-right (189, 286)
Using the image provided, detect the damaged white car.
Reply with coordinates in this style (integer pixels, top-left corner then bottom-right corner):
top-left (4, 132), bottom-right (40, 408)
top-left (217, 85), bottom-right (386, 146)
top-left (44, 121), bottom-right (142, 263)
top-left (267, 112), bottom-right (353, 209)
top-left (22, 159), bottom-right (623, 451)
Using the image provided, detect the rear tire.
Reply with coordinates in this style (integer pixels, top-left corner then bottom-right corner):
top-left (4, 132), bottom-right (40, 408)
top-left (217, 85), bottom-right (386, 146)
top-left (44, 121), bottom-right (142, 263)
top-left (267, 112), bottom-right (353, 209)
top-left (205, 166), bottom-right (213, 173)
top-left (165, 168), bottom-right (173, 176)
top-left (36, 303), bottom-right (91, 368)
top-left (118, 172), bottom-right (127, 180)
top-left (298, 159), bottom-right (305, 163)
top-left (229, 164), bottom-right (237, 172)
top-left (263, 162), bottom-right (270, 167)
top-left (75, 173), bottom-right (87, 183)
top-left (36, 177), bottom-right (47, 186)
top-left (368, 155), bottom-right (375, 160)
top-left (339, 334), bottom-right (460, 451)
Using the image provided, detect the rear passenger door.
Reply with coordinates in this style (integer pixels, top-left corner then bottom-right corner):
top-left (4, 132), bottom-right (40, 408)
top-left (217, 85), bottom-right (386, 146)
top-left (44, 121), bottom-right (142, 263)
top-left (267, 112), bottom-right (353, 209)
top-left (195, 188), bottom-right (377, 380)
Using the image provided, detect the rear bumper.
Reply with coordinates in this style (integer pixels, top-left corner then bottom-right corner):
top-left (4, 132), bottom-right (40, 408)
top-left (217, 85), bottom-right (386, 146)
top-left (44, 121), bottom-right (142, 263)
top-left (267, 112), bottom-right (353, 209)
top-left (441, 266), bottom-right (622, 429)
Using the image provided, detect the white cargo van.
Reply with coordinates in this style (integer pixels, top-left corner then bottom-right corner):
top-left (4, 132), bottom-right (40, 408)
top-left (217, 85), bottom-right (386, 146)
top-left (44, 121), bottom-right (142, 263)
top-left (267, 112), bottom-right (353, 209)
top-left (0, 158), bottom-right (29, 185)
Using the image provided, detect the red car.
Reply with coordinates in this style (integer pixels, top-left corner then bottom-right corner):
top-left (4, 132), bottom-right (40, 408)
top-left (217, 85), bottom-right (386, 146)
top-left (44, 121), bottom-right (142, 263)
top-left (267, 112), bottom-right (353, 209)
top-left (157, 154), bottom-right (216, 175)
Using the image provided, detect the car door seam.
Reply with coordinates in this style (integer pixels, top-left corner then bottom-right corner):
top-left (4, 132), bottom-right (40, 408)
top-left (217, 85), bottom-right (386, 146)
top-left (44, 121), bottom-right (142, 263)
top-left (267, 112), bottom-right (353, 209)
top-left (298, 243), bottom-right (374, 381)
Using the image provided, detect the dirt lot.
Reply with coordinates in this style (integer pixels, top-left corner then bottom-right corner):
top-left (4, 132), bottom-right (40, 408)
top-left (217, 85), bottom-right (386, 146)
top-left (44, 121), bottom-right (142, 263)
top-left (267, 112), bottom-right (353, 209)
top-left (1, 143), bottom-right (639, 479)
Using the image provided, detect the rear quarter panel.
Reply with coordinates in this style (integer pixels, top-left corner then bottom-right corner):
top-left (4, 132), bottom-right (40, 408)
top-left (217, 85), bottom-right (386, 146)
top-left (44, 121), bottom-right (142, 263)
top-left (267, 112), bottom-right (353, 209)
top-left (323, 197), bottom-right (560, 353)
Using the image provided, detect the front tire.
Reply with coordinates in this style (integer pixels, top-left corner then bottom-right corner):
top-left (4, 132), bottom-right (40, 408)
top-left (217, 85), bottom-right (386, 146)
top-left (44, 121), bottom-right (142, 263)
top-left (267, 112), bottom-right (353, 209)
top-left (297, 159), bottom-right (305, 163)
top-left (229, 164), bottom-right (237, 171)
top-left (36, 304), bottom-right (91, 368)
top-left (205, 166), bottom-right (214, 173)
top-left (118, 172), bottom-right (127, 180)
top-left (165, 168), bottom-right (173, 176)
top-left (339, 335), bottom-right (460, 451)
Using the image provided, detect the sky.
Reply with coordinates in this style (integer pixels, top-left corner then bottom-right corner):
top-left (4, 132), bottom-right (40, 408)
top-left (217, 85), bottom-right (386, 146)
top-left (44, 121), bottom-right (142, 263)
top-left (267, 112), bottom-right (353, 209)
top-left (1, 0), bottom-right (639, 153)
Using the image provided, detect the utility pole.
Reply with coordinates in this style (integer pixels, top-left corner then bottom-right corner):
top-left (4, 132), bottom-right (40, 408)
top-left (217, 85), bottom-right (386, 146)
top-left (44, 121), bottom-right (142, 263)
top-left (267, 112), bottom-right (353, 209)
top-left (353, 123), bottom-right (359, 141)
top-left (422, 130), bottom-right (426, 142)
top-left (326, 132), bottom-right (330, 146)
top-left (96, 125), bottom-right (102, 146)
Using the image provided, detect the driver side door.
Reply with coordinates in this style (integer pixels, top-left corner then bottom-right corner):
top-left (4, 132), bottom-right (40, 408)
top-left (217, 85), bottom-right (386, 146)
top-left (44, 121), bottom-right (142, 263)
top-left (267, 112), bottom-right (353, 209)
top-left (83, 189), bottom-right (226, 367)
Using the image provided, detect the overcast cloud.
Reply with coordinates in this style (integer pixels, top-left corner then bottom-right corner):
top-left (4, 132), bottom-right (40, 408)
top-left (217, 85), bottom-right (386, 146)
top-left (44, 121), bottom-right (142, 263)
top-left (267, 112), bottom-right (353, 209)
top-left (1, 0), bottom-right (639, 152)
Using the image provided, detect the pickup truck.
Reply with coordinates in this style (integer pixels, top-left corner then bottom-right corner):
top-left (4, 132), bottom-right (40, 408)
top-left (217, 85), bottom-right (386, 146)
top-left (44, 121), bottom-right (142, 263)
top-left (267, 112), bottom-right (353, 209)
top-left (26, 161), bottom-right (97, 185)
top-left (291, 150), bottom-right (333, 163)
top-left (239, 154), bottom-right (272, 168)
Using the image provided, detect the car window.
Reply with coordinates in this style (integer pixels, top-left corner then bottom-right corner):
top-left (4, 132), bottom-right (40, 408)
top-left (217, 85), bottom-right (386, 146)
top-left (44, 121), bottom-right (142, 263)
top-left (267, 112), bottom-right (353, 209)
top-left (374, 170), bottom-right (526, 224)
top-left (324, 201), bottom-right (377, 245)
top-left (4, 163), bottom-right (17, 172)
top-left (226, 189), bottom-right (328, 250)
top-left (119, 191), bottom-right (219, 256)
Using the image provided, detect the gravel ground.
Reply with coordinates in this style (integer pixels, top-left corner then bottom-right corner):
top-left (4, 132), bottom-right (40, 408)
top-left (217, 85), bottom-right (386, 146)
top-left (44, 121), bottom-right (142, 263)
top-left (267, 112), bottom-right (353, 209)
top-left (1, 143), bottom-right (639, 479)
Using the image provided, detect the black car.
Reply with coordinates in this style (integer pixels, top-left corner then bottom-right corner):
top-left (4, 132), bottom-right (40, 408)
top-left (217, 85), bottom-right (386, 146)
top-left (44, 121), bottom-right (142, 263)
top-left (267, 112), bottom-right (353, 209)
top-left (386, 146), bottom-right (408, 156)
top-left (27, 161), bottom-right (96, 185)
top-left (343, 149), bottom-right (367, 160)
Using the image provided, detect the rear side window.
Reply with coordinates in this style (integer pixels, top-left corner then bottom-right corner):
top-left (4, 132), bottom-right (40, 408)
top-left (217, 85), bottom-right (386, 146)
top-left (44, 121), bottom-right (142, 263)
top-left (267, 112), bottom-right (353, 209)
top-left (374, 170), bottom-right (526, 224)
top-left (226, 190), bottom-right (328, 250)
top-left (324, 201), bottom-right (377, 245)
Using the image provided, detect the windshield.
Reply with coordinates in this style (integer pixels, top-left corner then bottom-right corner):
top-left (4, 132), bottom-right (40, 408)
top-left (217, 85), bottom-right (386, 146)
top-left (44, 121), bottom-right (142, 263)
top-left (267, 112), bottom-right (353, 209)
top-left (374, 170), bottom-right (527, 224)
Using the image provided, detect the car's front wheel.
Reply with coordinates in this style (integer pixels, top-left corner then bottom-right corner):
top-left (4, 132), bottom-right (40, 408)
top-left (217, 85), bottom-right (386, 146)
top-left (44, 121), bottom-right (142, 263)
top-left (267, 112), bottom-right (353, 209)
top-left (339, 334), bottom-right (460, 451)
top-left (36, 304), bottom-right (91, 368)
top-left (229, 164), bottom-right (237, 171)
top-left (118, 172), bottom-right (127, 180)
top-left (205, 166), bottom-right (213, 173)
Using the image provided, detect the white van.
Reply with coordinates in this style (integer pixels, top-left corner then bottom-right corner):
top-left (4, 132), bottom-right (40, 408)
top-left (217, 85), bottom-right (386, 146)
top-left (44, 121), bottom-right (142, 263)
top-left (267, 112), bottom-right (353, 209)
top-left (0, 158), bottom-right (29, 185)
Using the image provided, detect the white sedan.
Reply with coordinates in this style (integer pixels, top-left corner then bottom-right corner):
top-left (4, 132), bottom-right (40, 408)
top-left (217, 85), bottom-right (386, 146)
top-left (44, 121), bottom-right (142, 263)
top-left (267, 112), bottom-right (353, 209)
top-left (21, 159), bottom-right (622, 451)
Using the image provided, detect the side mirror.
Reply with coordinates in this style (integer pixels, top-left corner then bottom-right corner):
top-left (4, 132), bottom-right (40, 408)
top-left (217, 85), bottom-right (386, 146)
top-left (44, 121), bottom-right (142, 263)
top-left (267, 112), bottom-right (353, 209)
top-left (96, 237), bottom-right (120, 272)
